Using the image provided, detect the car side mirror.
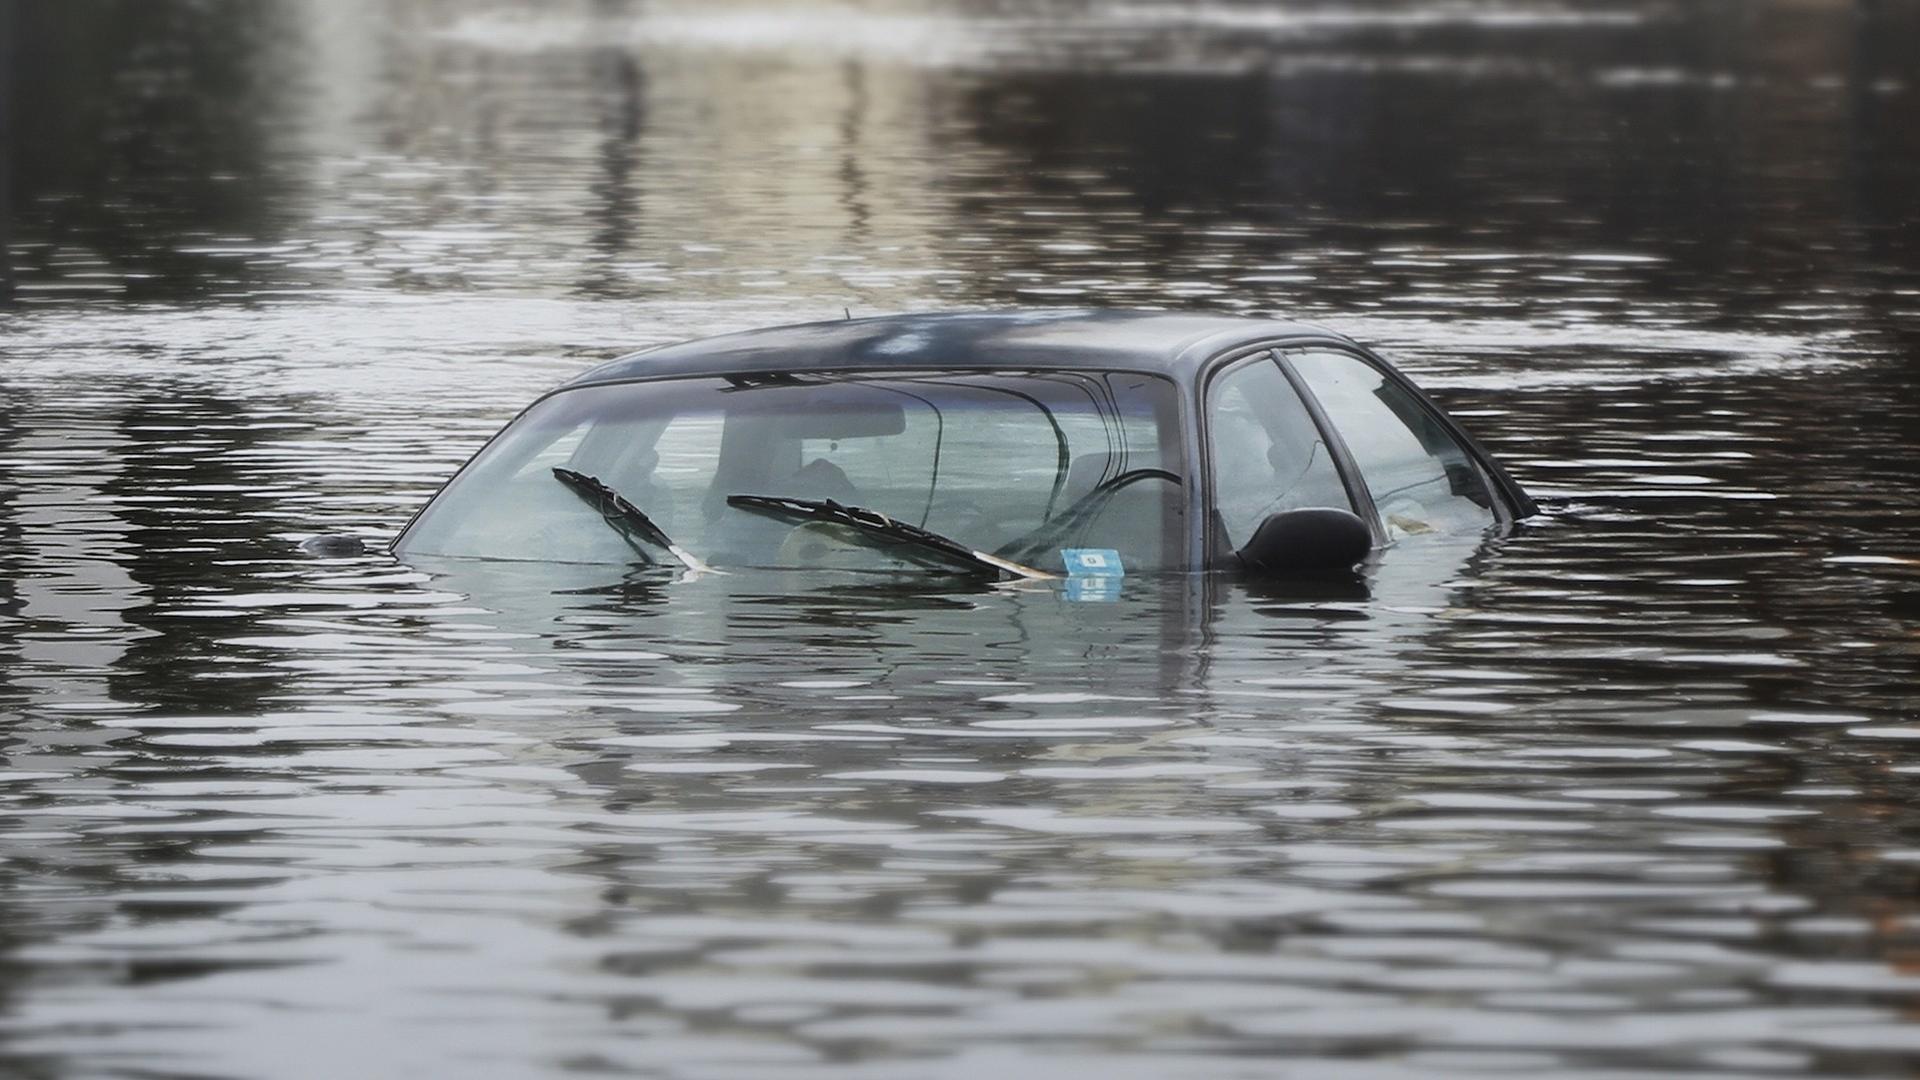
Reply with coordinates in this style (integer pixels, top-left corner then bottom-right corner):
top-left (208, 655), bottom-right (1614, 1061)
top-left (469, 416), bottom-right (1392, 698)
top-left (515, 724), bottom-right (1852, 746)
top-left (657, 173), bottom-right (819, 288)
top-left (1235, 507), bottom-right (1371, 576)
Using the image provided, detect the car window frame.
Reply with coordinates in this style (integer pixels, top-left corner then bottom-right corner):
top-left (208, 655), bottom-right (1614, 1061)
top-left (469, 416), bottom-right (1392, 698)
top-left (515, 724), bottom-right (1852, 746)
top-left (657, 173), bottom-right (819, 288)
top-left (1276, 343), bottom-right (1535, 530)
top-left (1195, 347), bottom-right (1384, 567)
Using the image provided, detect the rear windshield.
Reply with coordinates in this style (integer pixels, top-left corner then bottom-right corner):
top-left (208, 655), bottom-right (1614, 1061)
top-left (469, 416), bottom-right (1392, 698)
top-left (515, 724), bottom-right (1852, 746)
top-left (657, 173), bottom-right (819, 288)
top-left (397, 371), bottom-right (1186, 574)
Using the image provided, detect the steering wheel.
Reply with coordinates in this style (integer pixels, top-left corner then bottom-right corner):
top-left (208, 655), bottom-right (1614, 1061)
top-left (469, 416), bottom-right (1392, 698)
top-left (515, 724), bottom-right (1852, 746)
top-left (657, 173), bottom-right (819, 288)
top-left (774, 521), bottom-right (919, 571)
top-left (995, 468), bottom-right (1182, 561)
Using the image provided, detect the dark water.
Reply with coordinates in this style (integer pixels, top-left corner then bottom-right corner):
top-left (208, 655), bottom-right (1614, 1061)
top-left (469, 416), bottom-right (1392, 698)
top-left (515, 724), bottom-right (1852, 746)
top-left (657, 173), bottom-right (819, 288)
top-left (4, 1), bottom-right (1920, 1076)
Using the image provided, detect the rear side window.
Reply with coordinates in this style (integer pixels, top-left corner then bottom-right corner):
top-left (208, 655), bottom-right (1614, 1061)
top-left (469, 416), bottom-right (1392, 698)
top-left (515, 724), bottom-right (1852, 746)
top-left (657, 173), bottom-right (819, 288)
top-left (1288, 350), bottom-right (1495, 540)
top-left (1206, 356), bottom-right (1352, 551)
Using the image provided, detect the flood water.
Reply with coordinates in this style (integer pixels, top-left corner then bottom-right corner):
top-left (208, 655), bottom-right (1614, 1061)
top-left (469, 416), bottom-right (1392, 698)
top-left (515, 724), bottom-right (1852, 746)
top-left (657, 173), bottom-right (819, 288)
top-left (4, 1), bottom-right (1920, 1076)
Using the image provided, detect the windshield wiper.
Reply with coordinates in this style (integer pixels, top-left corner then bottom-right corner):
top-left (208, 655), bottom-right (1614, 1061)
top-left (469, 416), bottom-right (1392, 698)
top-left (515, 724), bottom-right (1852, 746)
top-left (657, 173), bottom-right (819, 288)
top-left (725, 494), bottom-right (1054, 581)
top-left (553, 468), bottom-right (719, 574)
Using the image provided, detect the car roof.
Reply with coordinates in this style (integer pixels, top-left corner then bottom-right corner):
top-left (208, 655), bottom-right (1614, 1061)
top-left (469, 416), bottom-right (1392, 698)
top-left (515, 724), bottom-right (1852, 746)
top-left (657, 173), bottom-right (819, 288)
top-left (564, 309), bottom-right (1348, 387)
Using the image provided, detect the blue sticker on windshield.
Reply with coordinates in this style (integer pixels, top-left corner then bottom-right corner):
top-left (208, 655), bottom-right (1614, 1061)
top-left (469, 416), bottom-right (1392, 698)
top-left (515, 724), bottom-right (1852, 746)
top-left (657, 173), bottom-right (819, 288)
top-left (1064, 576), bottom-right (1123, 603)
top-left (1062, 548), bottom-right (1124, 577)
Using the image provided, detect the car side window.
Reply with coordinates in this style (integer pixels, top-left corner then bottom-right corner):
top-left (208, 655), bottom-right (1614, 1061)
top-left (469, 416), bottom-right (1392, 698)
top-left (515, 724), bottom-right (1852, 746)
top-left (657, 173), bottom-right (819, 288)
top-left (1206, 356), bottom-right (1352, 551)
top-left (1288, 350), bottom-right (1495, 540)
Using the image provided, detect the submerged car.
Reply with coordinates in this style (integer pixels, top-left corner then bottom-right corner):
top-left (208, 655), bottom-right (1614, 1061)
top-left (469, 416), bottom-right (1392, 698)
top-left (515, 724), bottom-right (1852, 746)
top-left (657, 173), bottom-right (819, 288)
top-left (393, 311), bottom-right (1534, 580)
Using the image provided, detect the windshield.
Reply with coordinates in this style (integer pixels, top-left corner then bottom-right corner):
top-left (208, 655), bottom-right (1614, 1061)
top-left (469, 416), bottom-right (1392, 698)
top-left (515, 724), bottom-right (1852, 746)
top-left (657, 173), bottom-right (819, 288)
top-left (397, 371), bottom-right (1186, 574)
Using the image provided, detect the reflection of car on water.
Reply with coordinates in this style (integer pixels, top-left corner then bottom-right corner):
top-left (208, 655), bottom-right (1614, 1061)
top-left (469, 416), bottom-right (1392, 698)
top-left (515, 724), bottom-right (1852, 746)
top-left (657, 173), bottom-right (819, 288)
top-left (393, 311), bottom-right (1535, 580)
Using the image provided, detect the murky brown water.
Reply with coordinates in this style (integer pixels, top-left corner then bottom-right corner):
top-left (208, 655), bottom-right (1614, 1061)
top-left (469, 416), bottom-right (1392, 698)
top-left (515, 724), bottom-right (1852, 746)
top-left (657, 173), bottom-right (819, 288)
top-left (4, 1), bottom-right (1920, 1076)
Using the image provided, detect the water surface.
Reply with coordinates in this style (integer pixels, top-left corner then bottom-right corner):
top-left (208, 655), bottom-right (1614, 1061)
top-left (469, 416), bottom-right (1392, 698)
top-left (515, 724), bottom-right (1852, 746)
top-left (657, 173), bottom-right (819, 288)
top-left (4, 1), bottom-right (1920, 1076)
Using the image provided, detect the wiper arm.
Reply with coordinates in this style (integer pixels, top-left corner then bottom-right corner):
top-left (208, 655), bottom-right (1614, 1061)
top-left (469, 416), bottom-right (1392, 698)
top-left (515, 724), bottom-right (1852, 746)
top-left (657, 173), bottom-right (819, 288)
top-left (726, 494), bottom-right (1054, 581)
top-left (553, 467), bottom-right (719, 574)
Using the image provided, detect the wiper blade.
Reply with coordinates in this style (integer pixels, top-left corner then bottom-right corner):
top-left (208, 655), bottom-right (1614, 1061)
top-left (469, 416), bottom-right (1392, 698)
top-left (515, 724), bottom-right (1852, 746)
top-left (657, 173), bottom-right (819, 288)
top-left (726, 494), bottom-right (1054, 581)
top-left (553, 467), bottom-right (719, 574)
